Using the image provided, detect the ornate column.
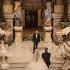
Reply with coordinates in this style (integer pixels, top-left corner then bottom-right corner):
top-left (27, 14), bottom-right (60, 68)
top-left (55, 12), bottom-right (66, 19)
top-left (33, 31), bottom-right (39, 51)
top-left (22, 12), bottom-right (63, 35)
top-left (3, 0), bottom-right (15, 44)
top-left (0, 0), bottom-right (5, 22)
top-left (52, 0), bottom-right (63, 44)
top-left (61, 0), bottom-right (69, 22)
top-left (44, 1), bottom-right (52, 43)
top-left (3, 0), bottom-right (14, 29)
top-left (60, 0), bottom-right (70, 41)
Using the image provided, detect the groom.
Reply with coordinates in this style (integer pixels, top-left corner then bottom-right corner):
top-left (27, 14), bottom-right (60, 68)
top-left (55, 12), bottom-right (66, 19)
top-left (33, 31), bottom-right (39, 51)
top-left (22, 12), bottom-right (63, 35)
top-left (32, 30), bottom-right (40, 54)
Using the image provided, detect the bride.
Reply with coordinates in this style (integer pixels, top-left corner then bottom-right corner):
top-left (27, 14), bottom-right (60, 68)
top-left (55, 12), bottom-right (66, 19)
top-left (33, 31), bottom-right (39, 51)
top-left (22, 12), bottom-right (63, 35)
top-left (27, 49), bottom-right (48, 70)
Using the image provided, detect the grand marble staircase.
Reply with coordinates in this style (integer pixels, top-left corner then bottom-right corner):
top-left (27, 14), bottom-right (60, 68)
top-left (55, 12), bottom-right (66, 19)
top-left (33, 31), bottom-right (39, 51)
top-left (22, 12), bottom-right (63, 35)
top-left (9, 59), bottom-right (64, 70)
top-left (6, 41), bottom-right (70, 70)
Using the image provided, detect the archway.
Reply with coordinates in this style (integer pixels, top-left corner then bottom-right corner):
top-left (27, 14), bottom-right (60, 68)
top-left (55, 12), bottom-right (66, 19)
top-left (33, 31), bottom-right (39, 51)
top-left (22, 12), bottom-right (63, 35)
top-left (25, 9), bottom-right (38, 28)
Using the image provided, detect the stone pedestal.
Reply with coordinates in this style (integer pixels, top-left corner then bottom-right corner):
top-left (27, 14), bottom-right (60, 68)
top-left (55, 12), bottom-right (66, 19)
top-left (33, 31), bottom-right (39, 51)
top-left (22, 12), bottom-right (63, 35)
top-left (44, 27), bottom-right (52, 43)
top-left (14, 27), bottom-right (22, 44)
top-left (43, 27), bottom-right (53, 53)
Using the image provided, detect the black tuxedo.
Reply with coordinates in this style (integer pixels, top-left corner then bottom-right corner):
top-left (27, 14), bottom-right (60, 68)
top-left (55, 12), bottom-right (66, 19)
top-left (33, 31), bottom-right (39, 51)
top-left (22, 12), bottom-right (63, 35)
top-left (42, 52), bottom-right (51, 67)
top-left (32, 33), bottom-right (40, 53)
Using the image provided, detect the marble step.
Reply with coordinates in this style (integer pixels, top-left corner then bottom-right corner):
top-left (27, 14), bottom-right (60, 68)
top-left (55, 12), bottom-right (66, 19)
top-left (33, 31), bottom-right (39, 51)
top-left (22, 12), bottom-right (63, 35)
top-left (8, 67), bottom-right (62, 70)
top-left (7, 62), bottom-right (63, 70)
top-left (7, 57), bottom-right (64, 70)
top-left (50, 63), bottom-right (63, 68)
top-left (7, 41), bottom-right (65, 63)
top-left (7, 41), bottom-right (67, 70)
top-left (49, 68), bottom-right (62, 70)
top-left (51, 57), bottom-right (64, 63)
top-left (9, 67), bottom-right (61, 70)
top-left (8, 68), bottom-right (27, 70)
top-left (9, 63), bottom-right (63, 68)
top-left (7, 56), bottom-right (64, 69)
top-left (8, 63), bottom-right (28, 69)
top-left (7, 60), bottom-right (64, 68)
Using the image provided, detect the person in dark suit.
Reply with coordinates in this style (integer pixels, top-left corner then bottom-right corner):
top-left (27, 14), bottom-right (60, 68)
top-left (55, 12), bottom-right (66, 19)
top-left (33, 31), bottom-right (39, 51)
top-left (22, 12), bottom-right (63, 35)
top-left (32, 30), bottom-right (40, 54)
top-left (42, 47), bottom-right (51, 68)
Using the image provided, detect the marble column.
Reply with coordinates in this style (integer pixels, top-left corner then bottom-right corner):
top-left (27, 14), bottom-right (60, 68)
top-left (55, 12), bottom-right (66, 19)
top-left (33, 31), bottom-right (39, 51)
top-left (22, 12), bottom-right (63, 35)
top-left (61, 0), bottom-right (69, 22)
top-left (3, 0), bottom-right (14, 44)
top-left (3, 0), bottom-right (14, 29)
top-left (0, 0), bottom-right (5, 22)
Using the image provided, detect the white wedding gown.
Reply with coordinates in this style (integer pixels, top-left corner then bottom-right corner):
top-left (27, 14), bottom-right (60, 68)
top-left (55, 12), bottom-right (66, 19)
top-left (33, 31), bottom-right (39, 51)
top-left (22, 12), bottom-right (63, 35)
top-left (27, 50), bottom-right (48, 70)
top-left (27, 59), bottom-right (48, 70)
top-left (27, 61), bottom-right (48, 70)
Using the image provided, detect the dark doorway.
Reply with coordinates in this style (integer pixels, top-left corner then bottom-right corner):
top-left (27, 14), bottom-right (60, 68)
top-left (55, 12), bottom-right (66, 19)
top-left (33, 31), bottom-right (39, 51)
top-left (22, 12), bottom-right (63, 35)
top-left (25, 10), bottom-right (38, 28)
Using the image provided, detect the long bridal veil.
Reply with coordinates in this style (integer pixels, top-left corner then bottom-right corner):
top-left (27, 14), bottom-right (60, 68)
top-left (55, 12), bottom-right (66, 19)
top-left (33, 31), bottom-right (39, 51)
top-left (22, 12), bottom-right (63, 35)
top-left (27, 49), bottom-right (48, 70)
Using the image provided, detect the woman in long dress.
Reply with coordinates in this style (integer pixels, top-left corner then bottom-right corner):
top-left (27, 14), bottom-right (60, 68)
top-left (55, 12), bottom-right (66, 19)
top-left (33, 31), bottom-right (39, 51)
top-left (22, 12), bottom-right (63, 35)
top-left (27, 49), bottom-right (48, 70)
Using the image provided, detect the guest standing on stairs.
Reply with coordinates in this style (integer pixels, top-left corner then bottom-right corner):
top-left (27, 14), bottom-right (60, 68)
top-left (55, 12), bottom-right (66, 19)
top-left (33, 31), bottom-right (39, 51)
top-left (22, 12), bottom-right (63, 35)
top-left (32, 30), bottom-right (40, 54)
